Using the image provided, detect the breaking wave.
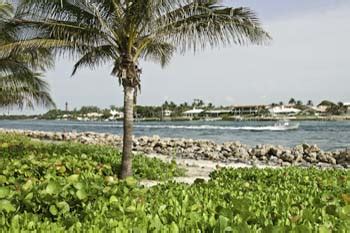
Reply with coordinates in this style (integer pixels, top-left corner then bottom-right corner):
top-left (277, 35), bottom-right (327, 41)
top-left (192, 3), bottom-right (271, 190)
top-left (18, 121), bottom-right (295, 131)
top-left (133, 124), bottom-right (295, 131)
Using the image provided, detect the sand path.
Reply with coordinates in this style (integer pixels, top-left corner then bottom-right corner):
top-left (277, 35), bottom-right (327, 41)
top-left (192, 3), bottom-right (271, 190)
top-left (139, 154), bottom-right (275, 187)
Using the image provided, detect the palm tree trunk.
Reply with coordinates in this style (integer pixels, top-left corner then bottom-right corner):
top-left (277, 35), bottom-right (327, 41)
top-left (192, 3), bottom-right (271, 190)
top-left (120, 85), bottom-right (134, 179)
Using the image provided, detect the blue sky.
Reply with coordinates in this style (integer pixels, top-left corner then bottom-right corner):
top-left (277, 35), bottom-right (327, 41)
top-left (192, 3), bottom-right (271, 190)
top-left (3, 0), bottom-right (350, 114)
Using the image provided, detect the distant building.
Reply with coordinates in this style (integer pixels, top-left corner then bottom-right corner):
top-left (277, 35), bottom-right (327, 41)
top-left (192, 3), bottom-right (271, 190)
top-left (110, 110), bottom-right (124, 119)
top-left (269, 106), bottom-right (301, 115)
top-left (231, 105), bottom-right (267, 116)
top-left (205, 109), bottom-right (231, 117)
top-left (183, 108), bottom-right (204, 117)
top-left (86, 112), bottom-right (103, 118)
top-left (315, 105), bottom-right (328, 113)
top-left (311, 106), bottom-right (327, 114)
top-left (163, 110), bottom-right (173, 117)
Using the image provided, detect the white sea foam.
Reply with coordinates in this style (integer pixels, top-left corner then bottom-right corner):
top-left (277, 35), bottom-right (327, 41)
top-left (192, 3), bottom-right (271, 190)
top-left (132, 124), bottom-right (293, 131)
top-left (13, 121), bottom-right (295, 131)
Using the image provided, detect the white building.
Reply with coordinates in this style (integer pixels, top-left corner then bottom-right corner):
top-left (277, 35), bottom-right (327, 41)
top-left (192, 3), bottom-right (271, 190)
top-left (311, 106), bottom-right (327, 114)
top-left (86, 112), bottom-right (103, 118)
top-left (110, 110), bottom-right (124, 119)
top-left (205, 109), bottom-right (231, 117)
top-left (231, 105), bottom-right (267, 115)
top-left (315, 105), bottom-right (328, 113)
top-left (163, 110), bottom-right (173, 117)
top-left (269, 106), bottom-right (301, 115)
top-left (183, 108), bottom-right (204, 117)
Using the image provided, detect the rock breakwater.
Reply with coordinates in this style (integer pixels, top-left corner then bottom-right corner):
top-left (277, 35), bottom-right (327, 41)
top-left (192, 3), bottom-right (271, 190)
top-left (1, 128), bottom-right (349, 168)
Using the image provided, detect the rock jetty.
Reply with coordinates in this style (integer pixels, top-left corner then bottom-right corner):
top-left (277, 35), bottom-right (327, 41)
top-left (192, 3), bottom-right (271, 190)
top-left (1, 128), bottom-right (349, 168)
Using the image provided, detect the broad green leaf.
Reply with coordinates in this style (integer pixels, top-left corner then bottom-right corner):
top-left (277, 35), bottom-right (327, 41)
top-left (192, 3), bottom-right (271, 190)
top-left (0, 187), bottom-right (10, 198)
top-left (0, 175), bottom-right (6, 184)
top-left (125, 206), bottom-right (136, 213)
top-left (56, 201), bottom-right (70, 214)
top-left (73, 182), bottom-right (84, 190)
top-left (319, 226), bottom-right (331, 233)
top-left (49, 205), bottom-right (58, 216)
top-left (125, 177), bottom-right (137, 187)
top-left (22, 180), bottom-right (33, 191)
top-left (170, 222), bottom-right (179, 233)
top-left (24, 192), bottom-right (33, 200)
top-left (76, 189), bottom-right (88, 200)
top-left (67, 174), bottom-right (80, 184)
top-left (218, 215), bottom-right (228, 232)
top-left (104, 176), bottom-right (115, 184)
top-left (27, 221), bottom-right (35, 230)
top-left (341, 205), bottom-right (350, 216)
top-left (0, 200), bottom-right (16, 212)
top-left (109, 196), bottom-right (118, 204)
top-left (46, 182), bottom-right (61, 195)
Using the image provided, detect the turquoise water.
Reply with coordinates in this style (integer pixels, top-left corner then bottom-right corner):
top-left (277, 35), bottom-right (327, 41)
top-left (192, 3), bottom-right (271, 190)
top-left (0, 120), bottom-right (349, 151)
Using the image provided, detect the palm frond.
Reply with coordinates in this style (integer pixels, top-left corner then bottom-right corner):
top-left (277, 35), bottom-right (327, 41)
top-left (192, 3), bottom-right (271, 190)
top-left (72, 45), bottom-right (116, 75)
top-left (0, 0), bottom-right (13, 19)
top-left (0, 2), bottom-right (55, 109)
top-left (140, 40), bottom-right (175, 67)
top-left (152, 4), bottom-right (270, 52)
top-left (11, 0), bottom-right (270, 87)
top-left (0, 72), bottom-right (55, 109)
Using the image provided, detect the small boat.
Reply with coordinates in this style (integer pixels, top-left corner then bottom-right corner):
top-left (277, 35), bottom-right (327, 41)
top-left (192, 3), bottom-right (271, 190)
top-left (204, 117), bottom-right (222, 122)
top-left (273, 120), bottom-right (300, 130)
top-left (241, 120), bottom-right (299, 131)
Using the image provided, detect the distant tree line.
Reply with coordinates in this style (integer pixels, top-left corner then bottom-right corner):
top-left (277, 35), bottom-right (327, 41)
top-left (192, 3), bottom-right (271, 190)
top-left (318, 100), bottom-right (348, 115)
top-left (38, 99), bottom-right (220, 120)
top-left (40, 106), bottom-right (114, 120)
top-left (3, 98), bottom-right (348, 120)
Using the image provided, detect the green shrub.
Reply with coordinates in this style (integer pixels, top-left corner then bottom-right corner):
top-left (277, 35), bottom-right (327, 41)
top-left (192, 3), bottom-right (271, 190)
top-left (1, 134), bottom-right (350, 232)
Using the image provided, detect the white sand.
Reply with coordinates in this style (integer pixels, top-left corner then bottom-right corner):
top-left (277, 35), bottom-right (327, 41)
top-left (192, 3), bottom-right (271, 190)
top-left (139, 153), bottom-right (275, 187)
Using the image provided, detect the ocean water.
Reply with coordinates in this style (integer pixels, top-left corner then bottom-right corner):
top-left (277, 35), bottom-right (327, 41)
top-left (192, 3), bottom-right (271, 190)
top-left (0, 120), bottom-right (349, 151)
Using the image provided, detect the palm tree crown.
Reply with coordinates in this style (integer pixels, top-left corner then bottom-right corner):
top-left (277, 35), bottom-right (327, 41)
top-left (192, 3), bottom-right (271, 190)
top-left (0, 0), bottom-right (55, 109)
top-left (14, 0), bottom-right (270, 86)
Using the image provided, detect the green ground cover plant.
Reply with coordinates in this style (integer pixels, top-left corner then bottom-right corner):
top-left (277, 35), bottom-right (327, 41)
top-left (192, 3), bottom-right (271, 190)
top-left (0, 133), bottom-right (185, 181)
top-left (0, 133), bottom-right (350, 232)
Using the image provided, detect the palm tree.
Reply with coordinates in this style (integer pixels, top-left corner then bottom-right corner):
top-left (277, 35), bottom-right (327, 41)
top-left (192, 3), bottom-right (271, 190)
top-left (12, 0), bottom-right (270, 178)
top-left (337, 102), bottom-right (348, 115)
top-left (307, 100), bottom-right (313, 106)
top-left (207, 102), bottom-right (214, 109)
top-left (296, 100), bottom-right (303, 106)
top-left (288, 98), bottom-right (296, 105)
top-left (0, 0), bottom-right (55, 109)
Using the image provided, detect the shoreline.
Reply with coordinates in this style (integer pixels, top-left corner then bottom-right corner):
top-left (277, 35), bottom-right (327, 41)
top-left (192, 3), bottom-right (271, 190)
top-left (1, 128), bottom-right (349, 169)
top-left (1, 116), bottom-right (350, 122)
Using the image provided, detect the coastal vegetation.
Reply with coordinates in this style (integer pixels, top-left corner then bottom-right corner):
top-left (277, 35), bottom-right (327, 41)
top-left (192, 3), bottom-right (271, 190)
top-left (4, 0), bottom-right (270, 178)
top-left (2, 98), bottom-right (347, 121)
top-left (319, 101), bottom-right (349, 116)
top-left (1, 133), bottom-right (350, 231)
